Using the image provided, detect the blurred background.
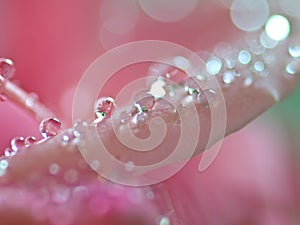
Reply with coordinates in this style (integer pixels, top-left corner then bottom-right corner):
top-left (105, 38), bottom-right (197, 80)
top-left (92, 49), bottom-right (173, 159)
top-left (0, 0), bottom-right (299, 224)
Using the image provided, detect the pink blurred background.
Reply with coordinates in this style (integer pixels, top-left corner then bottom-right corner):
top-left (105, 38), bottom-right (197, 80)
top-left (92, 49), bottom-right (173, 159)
top-left (0, 0), bottom-right (299, 224)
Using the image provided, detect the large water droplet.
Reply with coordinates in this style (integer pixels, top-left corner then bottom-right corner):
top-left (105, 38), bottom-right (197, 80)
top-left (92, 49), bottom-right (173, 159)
top-left (94, 97), bottom-right (115, 121)
top-left (39, 118), bottom-right (62, 138)
top-left (0, 58), bottom-right (15, 79)
top-left (11, 136), bottom-right (25, 152)
top-left (265, 15), bottom-right (290, 41)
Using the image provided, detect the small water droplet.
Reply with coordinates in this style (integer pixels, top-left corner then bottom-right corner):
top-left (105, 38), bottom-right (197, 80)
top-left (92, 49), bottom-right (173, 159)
top-left (253, 61), bottom-right (265, 72)
top-left (11, 136), bottom-right (25, 152)
top-left (4, 148), bottom-right (12, 157)
top-left (244, 76), bottom-right (254, 87)
top-left (39, 118), bottom-right (62, 138)
top-left (238, 50), bottom-right (252, 65)
top-left (159, 216), bottom-right (170, 225)
top-left (0, 159), bottom-right (9, 170)
top-left (51, 185), bottom-right (70, 204)
top-left (134, 92), bottom-right (156, 113)
top-left (0, 159), bottom-right (8, 177)
top-left (24, 136), bottom-right (37, 147)
top-left (94, 97), bottom-right (115, 121)
top-left (49, 163), bottom-right (60, 175)
top-left (223, 70), bottom-right (236, 84)
top-left (0, 58), bottom-right (15, 79)
top-left (206, 57), bottom-right (222, 75)
top-left (64, 169), bottom-right (78, 184)
top-left (286, 62), bottom-right (300, 75)
top-left (289, 45), bottom-right (300, 58)
top-left (125, 161), bottom-right (135, 172)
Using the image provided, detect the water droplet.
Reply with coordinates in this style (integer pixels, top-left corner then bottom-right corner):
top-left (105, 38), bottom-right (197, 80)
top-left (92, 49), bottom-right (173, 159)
top-left (288, 45), bottom-right (300, 58)
top-left (134, 92), bottom-right (156, 113)
top-left (125, 161), bottom-right (135, 172)
top-left (4, 148), bottom-right (13, 157)
top-left (94, 97), bottom-right (115, 121)
top-left (286, 62), bottom-right (300, 75)
top-left (238, 50), bottom-right (252, 64)
top-left (206, 57), bottom-right (222, 75)
top-left (148, 78), bottom-right (167, 98)
top-left (260, 31), bottom-right (278, 49)
top-left (244, 76), bottom-right (254, 87)
top-left (11, 136), bottom-right (25, 152)
top-left (0, 159), bottom-right (9, 170)
top-left (253, 61), bottom-right (265, 72)
top-left (49, 163), bottom-right (60, 175)
top-left (224, 57), bottom-right (235, 69)
top-left (64, 169), bottom-right (78, 184)
top-left (39, 118), bottom-right (62, 138)
top-left (132, 112), bottom-right (149, 128)
top-left (0, 58), bottom-right (15, 79)
top-left (24, 136), bottom-right (37, 147)
top-left (159, 216), bottom-right (170, 225)
top-left (230, 0), bottom-right (270, 32)
top-left (51, 185), bottom-right (70, 204)
top-left (0, 159), bottom-right (8, 177)
top-left (265, 15), bottom-right (290, 41)
top-left (223, 70), bottom-right (236, 84)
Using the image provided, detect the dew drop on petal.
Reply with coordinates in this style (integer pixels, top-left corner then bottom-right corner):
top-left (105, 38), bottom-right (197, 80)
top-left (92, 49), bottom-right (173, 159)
top-left (244, 76), bottom-right (254, 87)
top-left (206, 57), bottom-right (222, 75)
top-left (223, 70), bottom-right (236, 84)
top-left (159, 216), bottom-right (170, 225)
top-left (24, 136), bottom-right (37, 147)
top-left (238, 50), bottom-right (252, 65)
top-left (39, 118), bottom-right (62, 138)
top-left (125, 161), bottom-right (135, 172)
top-left (0, 58), bottom-right (16, 80)
top-left (254, 61), bottom-right (265, 72)
top-left (94, 97), bottom-right (115, 120)
top-left (11, 136), bottom-right (25, 152)
top-left (51, 185), bottom-right (70, 204)
top-left (0, 159), bottom-right (8, 177)
top-left (288, 45), bottom-right (300, 59)
top-left (286, 62), bottom-right (300, 75)
top-left (265, 15), bottom-right (290, 41)
top-left (230, 0), bottom-right (269, 32)
top-left (49, 163), bottom-right (60, 175)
